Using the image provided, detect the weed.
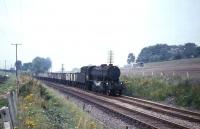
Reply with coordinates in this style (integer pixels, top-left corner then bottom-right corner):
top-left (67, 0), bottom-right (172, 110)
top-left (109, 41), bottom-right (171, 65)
top-left (0, 98), bottom-right (8, 107)
top-left (17, 76), bottom-right (107, 129)
top-left (121, 75), bottom-right (200, 109)
top-left (0, 73), bottom-right (15, 107)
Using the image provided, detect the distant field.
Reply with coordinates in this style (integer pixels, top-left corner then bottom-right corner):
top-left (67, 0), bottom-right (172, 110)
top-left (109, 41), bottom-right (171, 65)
top-left (121, 58), bottom-right (200, 79)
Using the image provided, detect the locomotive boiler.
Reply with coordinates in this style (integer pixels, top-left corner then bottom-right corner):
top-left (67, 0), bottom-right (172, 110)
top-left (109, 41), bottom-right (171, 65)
top-left (90, 64), bottom-right (120, 81)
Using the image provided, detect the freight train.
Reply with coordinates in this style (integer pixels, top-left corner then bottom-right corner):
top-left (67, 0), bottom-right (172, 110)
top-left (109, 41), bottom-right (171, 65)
top-left (36, 64), bottom-right (125, 96)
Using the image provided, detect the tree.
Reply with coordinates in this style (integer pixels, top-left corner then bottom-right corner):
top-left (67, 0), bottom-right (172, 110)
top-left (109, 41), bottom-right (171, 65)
top-left (22, 62), bottom-right (32, 71)
top-left (183, 43), bottom-right (198, 58)
top-left (15, 60), bottom-right (22, 70)
top-left (32, 57), bottom-right (52, 74)
top-left (136, 43), bottom-right (200, 63)
top-left (197, 47), bottom-right (200, 57)
top-left (127, 53), bottom-right (135, 64)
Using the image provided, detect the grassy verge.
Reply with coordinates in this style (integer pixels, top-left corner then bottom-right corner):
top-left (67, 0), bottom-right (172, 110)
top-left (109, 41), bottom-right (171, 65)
top-left (0, 73), bottom-right (16, 94)
top-left (121, 75), bottom-right (200, 110)
top-left (0, 73), bottom-right (16, 107)
top-left (17, 75), bottom-right (107, 129)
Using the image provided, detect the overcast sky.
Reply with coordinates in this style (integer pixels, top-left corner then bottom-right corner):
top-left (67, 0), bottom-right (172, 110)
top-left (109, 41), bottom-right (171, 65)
top-left (0, 0), bottom-right (200, 71)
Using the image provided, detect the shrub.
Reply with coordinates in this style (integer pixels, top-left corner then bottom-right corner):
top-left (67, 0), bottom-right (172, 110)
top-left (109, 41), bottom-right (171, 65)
top-left (19, 81), bottom-right (33, 97)
top-left (121, 75), bottom-right (200, 109)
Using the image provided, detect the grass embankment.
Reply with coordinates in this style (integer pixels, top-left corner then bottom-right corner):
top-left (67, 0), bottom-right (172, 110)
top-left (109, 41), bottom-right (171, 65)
top-left (121, 75), bottom-right (200, 110)
top-left (17, 76), bottom-right (106, 129)
top-left (0, 73), bottom-right (16, 107)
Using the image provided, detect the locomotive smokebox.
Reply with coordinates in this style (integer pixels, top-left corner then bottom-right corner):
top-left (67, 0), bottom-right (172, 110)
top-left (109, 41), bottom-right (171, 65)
top-left (90, 64), bottom-right (120, 81)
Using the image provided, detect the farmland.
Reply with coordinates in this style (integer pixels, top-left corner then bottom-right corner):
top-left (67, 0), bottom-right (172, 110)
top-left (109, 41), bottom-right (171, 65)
top-left (121, 58), bottom-right (200, 79)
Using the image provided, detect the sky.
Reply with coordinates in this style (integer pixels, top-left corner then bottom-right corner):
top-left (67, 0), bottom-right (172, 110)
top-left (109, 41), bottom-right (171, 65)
top-left (0, 0), bottom-right (200, 71)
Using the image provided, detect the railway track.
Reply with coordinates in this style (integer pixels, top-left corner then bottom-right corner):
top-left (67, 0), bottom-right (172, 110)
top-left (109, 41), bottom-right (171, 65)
top-left (42, 81), bottom-right (200, 129)
top-left (112, 96), bottom-right (200, 122)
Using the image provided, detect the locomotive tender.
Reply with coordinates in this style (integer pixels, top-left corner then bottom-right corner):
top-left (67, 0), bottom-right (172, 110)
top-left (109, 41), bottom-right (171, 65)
top-left (37, 64), bottom-right (125, 96)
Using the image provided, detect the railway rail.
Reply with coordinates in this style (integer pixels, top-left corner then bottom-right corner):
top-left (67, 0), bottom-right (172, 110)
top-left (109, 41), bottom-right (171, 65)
top-left (112, 96), bottom-right (200, 122)
top-left (42, 81), bottom-right (200, 129)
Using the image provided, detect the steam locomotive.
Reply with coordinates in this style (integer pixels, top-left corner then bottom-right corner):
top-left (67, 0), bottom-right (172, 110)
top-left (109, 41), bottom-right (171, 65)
top-left (36, 64), bottom-right (125, 96)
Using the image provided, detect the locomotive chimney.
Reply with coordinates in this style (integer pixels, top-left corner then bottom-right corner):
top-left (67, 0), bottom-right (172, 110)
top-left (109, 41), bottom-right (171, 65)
top-left (109, 64), bottom-right (113, 66)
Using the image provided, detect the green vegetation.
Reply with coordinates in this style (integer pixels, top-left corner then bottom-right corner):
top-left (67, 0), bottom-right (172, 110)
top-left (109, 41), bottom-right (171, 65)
top-left (0, 73), bottom-right (16, 107)
top-left (18, 76), bottom-right (106, 129)
top-left (0, 73), bottom-right (16, 94)
top-left (137, 43), bottom-right (200, 63)
top-left (15, 60), bottom-right (22, 70)
top-left (127, 53), bottom-right (135, 64)
top-left (0, 99), bottom-right (8, 107)
top-left (22, 57), bottom-right (52, 74)
top-left (121, 75), bottom-right (200, 109)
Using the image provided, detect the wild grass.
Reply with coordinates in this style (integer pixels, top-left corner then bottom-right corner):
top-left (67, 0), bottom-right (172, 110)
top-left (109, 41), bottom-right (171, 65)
top-left (17, 75), bottom-right (107, 129)
top-left (0, 73), bottom-right (16, 107)
top-left (121, 75), bottom-right (200, 110)
top-left (0, 73), bottom-right (16, 94)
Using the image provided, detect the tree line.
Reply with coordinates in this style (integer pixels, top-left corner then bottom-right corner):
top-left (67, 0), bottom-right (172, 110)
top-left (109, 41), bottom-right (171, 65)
top-left (15, 57), bottom-right (52, 74)
top-left (127, 43), bottom-right (200, 64)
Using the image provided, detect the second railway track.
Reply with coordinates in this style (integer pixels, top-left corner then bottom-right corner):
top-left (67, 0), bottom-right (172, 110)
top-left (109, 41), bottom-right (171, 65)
top-left (113, 96), bottom-right (200, 122)
top-left (42, 81), bottom-right (200, 129)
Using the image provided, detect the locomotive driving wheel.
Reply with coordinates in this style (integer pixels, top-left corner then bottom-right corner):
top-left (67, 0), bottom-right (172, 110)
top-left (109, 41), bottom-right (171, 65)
top-left (106, 89), bottom-right (111, 96)
top-left (117, 90), bottom-right (122, 96)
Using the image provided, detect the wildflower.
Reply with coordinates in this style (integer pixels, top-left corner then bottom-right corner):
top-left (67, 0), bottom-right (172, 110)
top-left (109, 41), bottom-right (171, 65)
top-left (90, 122), bottom-right (96, 129)
top-left (25, 119), bottom-right (36, 128)
top-left (24, 94), bottom-right (34, 102)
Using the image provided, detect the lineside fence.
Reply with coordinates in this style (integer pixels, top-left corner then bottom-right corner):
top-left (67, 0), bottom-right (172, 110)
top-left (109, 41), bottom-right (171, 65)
top-left (121, 68), bottom-right (200, 79)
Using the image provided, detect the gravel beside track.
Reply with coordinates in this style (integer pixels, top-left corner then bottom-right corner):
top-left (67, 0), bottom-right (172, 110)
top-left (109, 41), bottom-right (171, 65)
top-left (63, 92), bottom-right (138, 129)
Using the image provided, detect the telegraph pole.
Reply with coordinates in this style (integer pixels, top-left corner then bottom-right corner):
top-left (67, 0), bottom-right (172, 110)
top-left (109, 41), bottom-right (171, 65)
top-left (11, 43), bottom-right (21, 93)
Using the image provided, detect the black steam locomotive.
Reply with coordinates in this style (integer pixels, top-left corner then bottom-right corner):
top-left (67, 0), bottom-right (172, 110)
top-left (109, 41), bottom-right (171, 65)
top-left (36, 64), bottom-right (125, 96)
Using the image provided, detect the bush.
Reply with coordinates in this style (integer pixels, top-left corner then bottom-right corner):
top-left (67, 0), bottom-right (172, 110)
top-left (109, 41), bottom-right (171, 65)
top-left (174, 80), bottom-right (200, 108)
top-left (121, 75), bottom-right (200, 109)
top-left (0, 98), bottom-right (8, 107)
top-left (19, 81), bottom-right (33, 97)
top-left (122, 76), bottom-right (174, 100)
top-left (39, 85), bottom-right (52, 100)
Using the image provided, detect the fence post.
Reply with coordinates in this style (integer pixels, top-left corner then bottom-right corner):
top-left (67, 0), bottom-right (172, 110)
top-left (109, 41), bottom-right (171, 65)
top-left (186, 72), bottom-right (189, 79)
top-left (132, 71), bottom-right (135, 76)
top-left (83, 104), bottom-right (85, 110)
top-left (173, 71), bottom-right (175, 76)
top-left (142, 71), bottom-right (144, 76)
top-left (7, 91), bottom-right (18, 127)
top-left (151, 71), bottom-right (154, 76)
